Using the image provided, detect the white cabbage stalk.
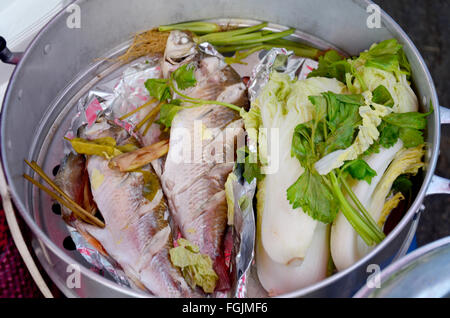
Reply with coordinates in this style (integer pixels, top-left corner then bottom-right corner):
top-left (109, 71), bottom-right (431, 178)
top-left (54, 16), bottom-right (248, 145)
top-left (253, 72), bottom-right (346, 290)
top-left (330, 140), bottom-right (403, 270)
top-left (256, 222), bottom-right (329, 296)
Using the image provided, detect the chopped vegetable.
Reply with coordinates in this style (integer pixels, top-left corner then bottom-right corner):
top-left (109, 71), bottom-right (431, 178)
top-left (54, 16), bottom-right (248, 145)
top-left (308, 39), bottom-right (418, 114)
top-left (344, 159), bottom-right (377, 184)
top-left (368, 144), bottom-right (425, 228)
top-left (236, 147), bottom-right (263, 184)
top-left (67, 137), bottom-right (123, 159)
top-left (379, 192), bottom-right (405, 227)
top-left (169, 238), bottom-right (218, 293)
top-left (109, 140), bottom-right (169, 172)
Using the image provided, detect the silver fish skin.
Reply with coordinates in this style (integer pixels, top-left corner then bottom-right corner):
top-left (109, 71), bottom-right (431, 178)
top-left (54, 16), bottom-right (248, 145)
top-left (78, 156), bottom-right (198, 297)
top-left (54, 153), bottom-right (87, 222)
top-left (157, 31), bottom-right (248, 289)
top-left (58, 121), bottom-right (199, 297)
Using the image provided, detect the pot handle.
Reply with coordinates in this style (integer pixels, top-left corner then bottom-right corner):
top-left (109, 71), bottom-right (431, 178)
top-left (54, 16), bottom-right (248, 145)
top-left (0, 36), bottom-right (23, 65)
top-left (426, 106), bottom-right (450, 196)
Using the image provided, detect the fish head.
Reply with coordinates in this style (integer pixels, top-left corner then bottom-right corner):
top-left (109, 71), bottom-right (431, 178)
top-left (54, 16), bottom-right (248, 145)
top-left (162, 31), bottom-right (198, 77)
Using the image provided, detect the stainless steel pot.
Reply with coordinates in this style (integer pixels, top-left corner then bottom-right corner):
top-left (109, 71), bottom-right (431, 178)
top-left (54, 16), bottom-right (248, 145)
top-left (1, 0), bottom-right (449, 298)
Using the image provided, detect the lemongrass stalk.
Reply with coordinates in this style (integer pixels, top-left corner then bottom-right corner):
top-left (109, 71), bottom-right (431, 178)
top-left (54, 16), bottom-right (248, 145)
top-left (207, 31), bottom-right (265, 46)
top-left (216, 28), bottom-right (295, 46)
top-left (159, 22), bottom-right (220, 34)
top-left (197, 22), bottom-right (268, 43)
top-left (216, 43), bottom-right (262, 53)
top-left (224, 45), bottom-right (268, 65)
top-left (119, 98), bottom-right (157, 120)
top-left (134, 103), bottom-right (162, 132)
top-left (23, 174), bottom-right (103, 227)
top-left (24, 162), bottom-right (105, 228)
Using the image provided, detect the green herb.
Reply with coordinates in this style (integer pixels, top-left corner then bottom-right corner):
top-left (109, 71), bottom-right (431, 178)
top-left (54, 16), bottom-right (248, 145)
top-left (158, 101), bottom-right (183, 128)
top-left (377, 110), bottom-right (431, 148)
top-left (372, 85), bottom-right (394, 107)
top-left (364, 142), bottom-right (381, 156)
top-left (144, 79), bottom-right (171, 102)
top-left (287, 169), bottom-right (339, 223)
top-left (236, 147), bottom-right (263, 183)
top-left (399, 127), bottom-right (424, 148)
top-left (378, 122), bottom-right (400, 148)
top-left (307, 50), bottom-right (351, 83)
top-left (172, 64), bottom-right (197, 90)
top-left (383, 111), bottom-right (428, 130)
top-left (344, 159), bottom-right (377, 184)
top-left (392, 175), bottom-right (413, 195)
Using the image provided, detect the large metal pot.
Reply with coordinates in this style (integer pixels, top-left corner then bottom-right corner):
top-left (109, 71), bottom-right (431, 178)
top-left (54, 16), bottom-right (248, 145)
top-left (1, 0), bottom-right (449, 297)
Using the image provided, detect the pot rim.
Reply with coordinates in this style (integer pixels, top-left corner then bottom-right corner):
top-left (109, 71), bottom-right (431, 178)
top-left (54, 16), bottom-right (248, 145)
top-left (353, 236), bottom-right (450, 298)
top-left (0, 0), bottom-right (441, 298)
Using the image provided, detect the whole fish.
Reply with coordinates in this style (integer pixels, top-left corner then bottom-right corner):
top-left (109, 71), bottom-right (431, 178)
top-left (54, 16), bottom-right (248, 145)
top-left (56, 122), bottom-right (197, 297)
top-left (156, 31), bottom-right (248, 290)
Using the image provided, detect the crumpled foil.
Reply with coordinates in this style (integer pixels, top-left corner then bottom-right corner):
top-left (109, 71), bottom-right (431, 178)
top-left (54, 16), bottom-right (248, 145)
top-left (68, 226), bottom-right (131, 287)
top-left (66, 56), bottom-right (162, 143)
top-left (247, 48), bottom-right (318, 101)
top-left (228, 167), bottom-right (257, 298)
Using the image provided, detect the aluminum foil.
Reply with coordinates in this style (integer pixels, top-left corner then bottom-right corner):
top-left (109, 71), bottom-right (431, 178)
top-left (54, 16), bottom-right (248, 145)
top-left (66, 56), bottom-right (162, 143)
top-left (68, 226), bottom-right (131, 288)
top-left (228, 168), bottom-right (257, 298)
top-left (247, 48), bottom-right (318, 101)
